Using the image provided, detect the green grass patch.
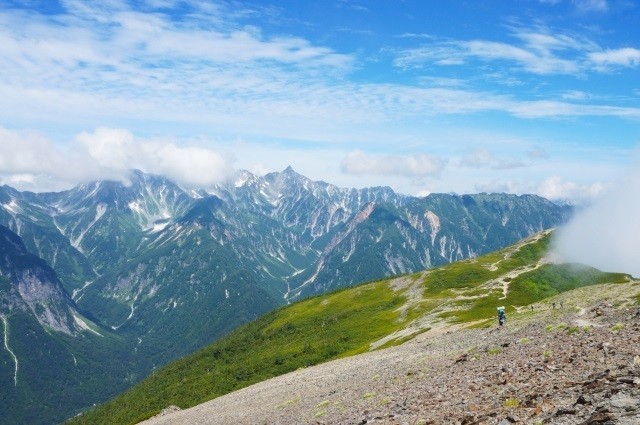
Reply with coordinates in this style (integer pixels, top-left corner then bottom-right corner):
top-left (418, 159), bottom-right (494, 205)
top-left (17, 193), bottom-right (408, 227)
top-left (70, 231), bottom-right (631, 425)
top-left (423, 262), bottom-right (494, 295)
top-left (506, 264), bottom-right (628, 306)
top-left (377, 327), bottom-right (431, 349)
top-left (503, 398), bottom-right (520, 408)
top-left (69, 279), bottom-right (411, 425)
top-left (276, 396), bottom-right (301, 409)
top-left (611, 323), bottom-right (624, 333)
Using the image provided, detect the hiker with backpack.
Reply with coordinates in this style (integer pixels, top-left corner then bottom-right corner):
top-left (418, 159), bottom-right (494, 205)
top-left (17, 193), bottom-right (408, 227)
top-left (497, 306), bottom-right (506, 326)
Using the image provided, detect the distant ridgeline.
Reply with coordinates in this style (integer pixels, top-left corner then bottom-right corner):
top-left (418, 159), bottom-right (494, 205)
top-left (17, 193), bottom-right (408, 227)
top-left (0, 168), bottom-right (572, 424)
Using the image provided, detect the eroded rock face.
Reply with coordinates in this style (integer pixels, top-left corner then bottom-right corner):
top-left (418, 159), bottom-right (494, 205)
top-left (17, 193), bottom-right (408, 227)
top-left (0, 225), bottom-right (79, 334)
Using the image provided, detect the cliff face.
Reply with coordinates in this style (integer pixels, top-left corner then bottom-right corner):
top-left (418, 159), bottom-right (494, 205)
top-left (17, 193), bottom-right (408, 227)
top-left (0, 224), bottom-right (79, 334)
top-left (143, 280), bottom-right (640, 425)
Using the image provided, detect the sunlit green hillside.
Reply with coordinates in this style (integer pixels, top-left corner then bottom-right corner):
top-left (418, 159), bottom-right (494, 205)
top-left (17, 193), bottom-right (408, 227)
top-left (70, 230), bottom-right (629, 425)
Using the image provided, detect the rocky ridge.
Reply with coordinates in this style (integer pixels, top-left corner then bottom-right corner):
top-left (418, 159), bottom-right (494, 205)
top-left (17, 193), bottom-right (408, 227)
top-left (144, 280), bottom-right (640, 425)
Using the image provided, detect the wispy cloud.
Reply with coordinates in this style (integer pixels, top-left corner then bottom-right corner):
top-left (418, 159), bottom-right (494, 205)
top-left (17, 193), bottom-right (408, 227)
top-left (393, 28), bottom-right (588, 75)
top-left (474, 175), bottom-right (606, 203)
top-left (538, 0), bottom-right (610, 12)
top-left (340, 150), bottom-right (445, 178)
top-left (561, 90), bottom-right (591, 100)
top-left (574, 0), bottom-right (609, 12)
top-left (0, 1), bottom-right (354, 112)
top-left (0, 2), bottom-right (638, 145)
top-left (460, 149), bottom-right (529, 170)
top-left (394, 25), bottom-right (637, 76)
top-left (588, 47), bottom-right (640, 69)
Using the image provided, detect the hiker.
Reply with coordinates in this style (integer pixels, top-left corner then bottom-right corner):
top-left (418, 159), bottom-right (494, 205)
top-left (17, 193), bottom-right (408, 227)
top-left (552, 302), bottom-right (556, 309)
top-left (560, 301), bottom-right (564, 309)
top-left (530, 305), bottom-right (534, 311)
top-left (497, 306), bottom-right (506, 326)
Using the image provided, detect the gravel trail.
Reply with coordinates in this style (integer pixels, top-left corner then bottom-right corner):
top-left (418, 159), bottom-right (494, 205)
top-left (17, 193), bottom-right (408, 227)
top-left (143, 281), bottom-right (640, 425)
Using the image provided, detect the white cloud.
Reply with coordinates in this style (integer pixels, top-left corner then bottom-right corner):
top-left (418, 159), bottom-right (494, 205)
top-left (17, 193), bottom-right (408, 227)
top-left (0, 126), bottom-right (232, 191)
top-left (554, 165), bottom-right (640, 277)
top-left (75, 127), bottom-right (233, 188)
top-left (0, 127), bottom-right (97, 188)
top-left (393, 25), bottom-right (640, 76)
top-left (394, 28), bottom-right (589, 75)
top-left (340, 150), bottom-right (445, 178)
top-left (536, 175), bottom-right (605, 202)
top-left (459, 146), bottom-right (549, 171)
top-left (505, 100), bottom-right (640, 119)
top-left (561, 90), bottom-right (591, 101)
top-left (0, 2), bottom-right (354, 127)
top-left (0, 4), bottom-right (638, 146)
top-left (473, 175), bottom-right (606, 203)
top-left (588, 48), bottom-right (640, 68)
top-left (464, 39), bottom-right (580, 74)
top-left (141, 143), bottom-right (232, 187)
top-left (76, 128), bottom-right (136, 171)
top-left (474, 179), bottom-right (525, 195)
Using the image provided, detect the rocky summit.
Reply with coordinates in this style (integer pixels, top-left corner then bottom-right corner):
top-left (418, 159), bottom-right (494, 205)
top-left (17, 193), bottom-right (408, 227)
top-left (143, 280), bottom-right (640, 425)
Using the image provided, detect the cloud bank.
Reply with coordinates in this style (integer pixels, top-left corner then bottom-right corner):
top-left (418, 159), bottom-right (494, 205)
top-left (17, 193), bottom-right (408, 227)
top-left (554, 163), bottom-right (640, 277)
top-left (0, 126), bottom-right (232, 191)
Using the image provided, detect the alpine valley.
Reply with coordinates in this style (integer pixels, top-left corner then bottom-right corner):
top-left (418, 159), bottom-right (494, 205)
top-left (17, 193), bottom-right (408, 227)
top-left (0, 168), bottom-right (572, 424)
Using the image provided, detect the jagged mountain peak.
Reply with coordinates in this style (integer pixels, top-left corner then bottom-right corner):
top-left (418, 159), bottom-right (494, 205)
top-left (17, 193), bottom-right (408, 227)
top-left (232, 169), bottom-right (260, 188)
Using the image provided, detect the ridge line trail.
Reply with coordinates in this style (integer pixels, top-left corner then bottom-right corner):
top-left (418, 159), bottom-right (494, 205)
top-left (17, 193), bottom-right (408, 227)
top-left (574, 306), bottom-right (601, 328)
top-left (1, 315), bottom-right (19, 386)
top-left (483, 230), bottom-right (552, 300)
top-left (495, 258), bottom-right (549, 300)
top-left (485, 230), bottom-right (550, 273)
top-left (142, 280), bottom-right (640, 425)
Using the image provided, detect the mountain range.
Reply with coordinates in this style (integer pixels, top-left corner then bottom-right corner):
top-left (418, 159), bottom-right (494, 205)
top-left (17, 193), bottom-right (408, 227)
top-left (0, 168), bottom-right (572, 424)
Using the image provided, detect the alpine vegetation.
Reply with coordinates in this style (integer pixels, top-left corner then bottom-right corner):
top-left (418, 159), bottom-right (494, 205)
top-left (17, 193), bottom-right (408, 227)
top-left (0, 169), bottom-right (571, 424)
top-left (70, 231), bottom-right (633, 424)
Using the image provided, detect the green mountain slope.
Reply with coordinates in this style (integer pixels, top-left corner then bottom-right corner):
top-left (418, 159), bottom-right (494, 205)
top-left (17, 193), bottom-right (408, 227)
top-left (70, 230), bottom-right (630, 425)
top-left (0, 225), bottom-right (151, 425)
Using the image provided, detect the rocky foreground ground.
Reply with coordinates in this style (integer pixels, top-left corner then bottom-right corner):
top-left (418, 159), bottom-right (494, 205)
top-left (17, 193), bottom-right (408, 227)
top-left (144, 282), bottom-right (640, 425)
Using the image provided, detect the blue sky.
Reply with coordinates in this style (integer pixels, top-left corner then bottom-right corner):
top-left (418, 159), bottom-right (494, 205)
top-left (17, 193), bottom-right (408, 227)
top-left (0, 0), bottom-right (639, 202)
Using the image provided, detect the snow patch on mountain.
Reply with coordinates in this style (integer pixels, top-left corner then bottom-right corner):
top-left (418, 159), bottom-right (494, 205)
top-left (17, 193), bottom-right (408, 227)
top-left (2, 199), bottom-right (19, 215)
top-left (425, 210), bottom-right (440, 245)
top-left (71, 203), bottom-right (106, 252)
